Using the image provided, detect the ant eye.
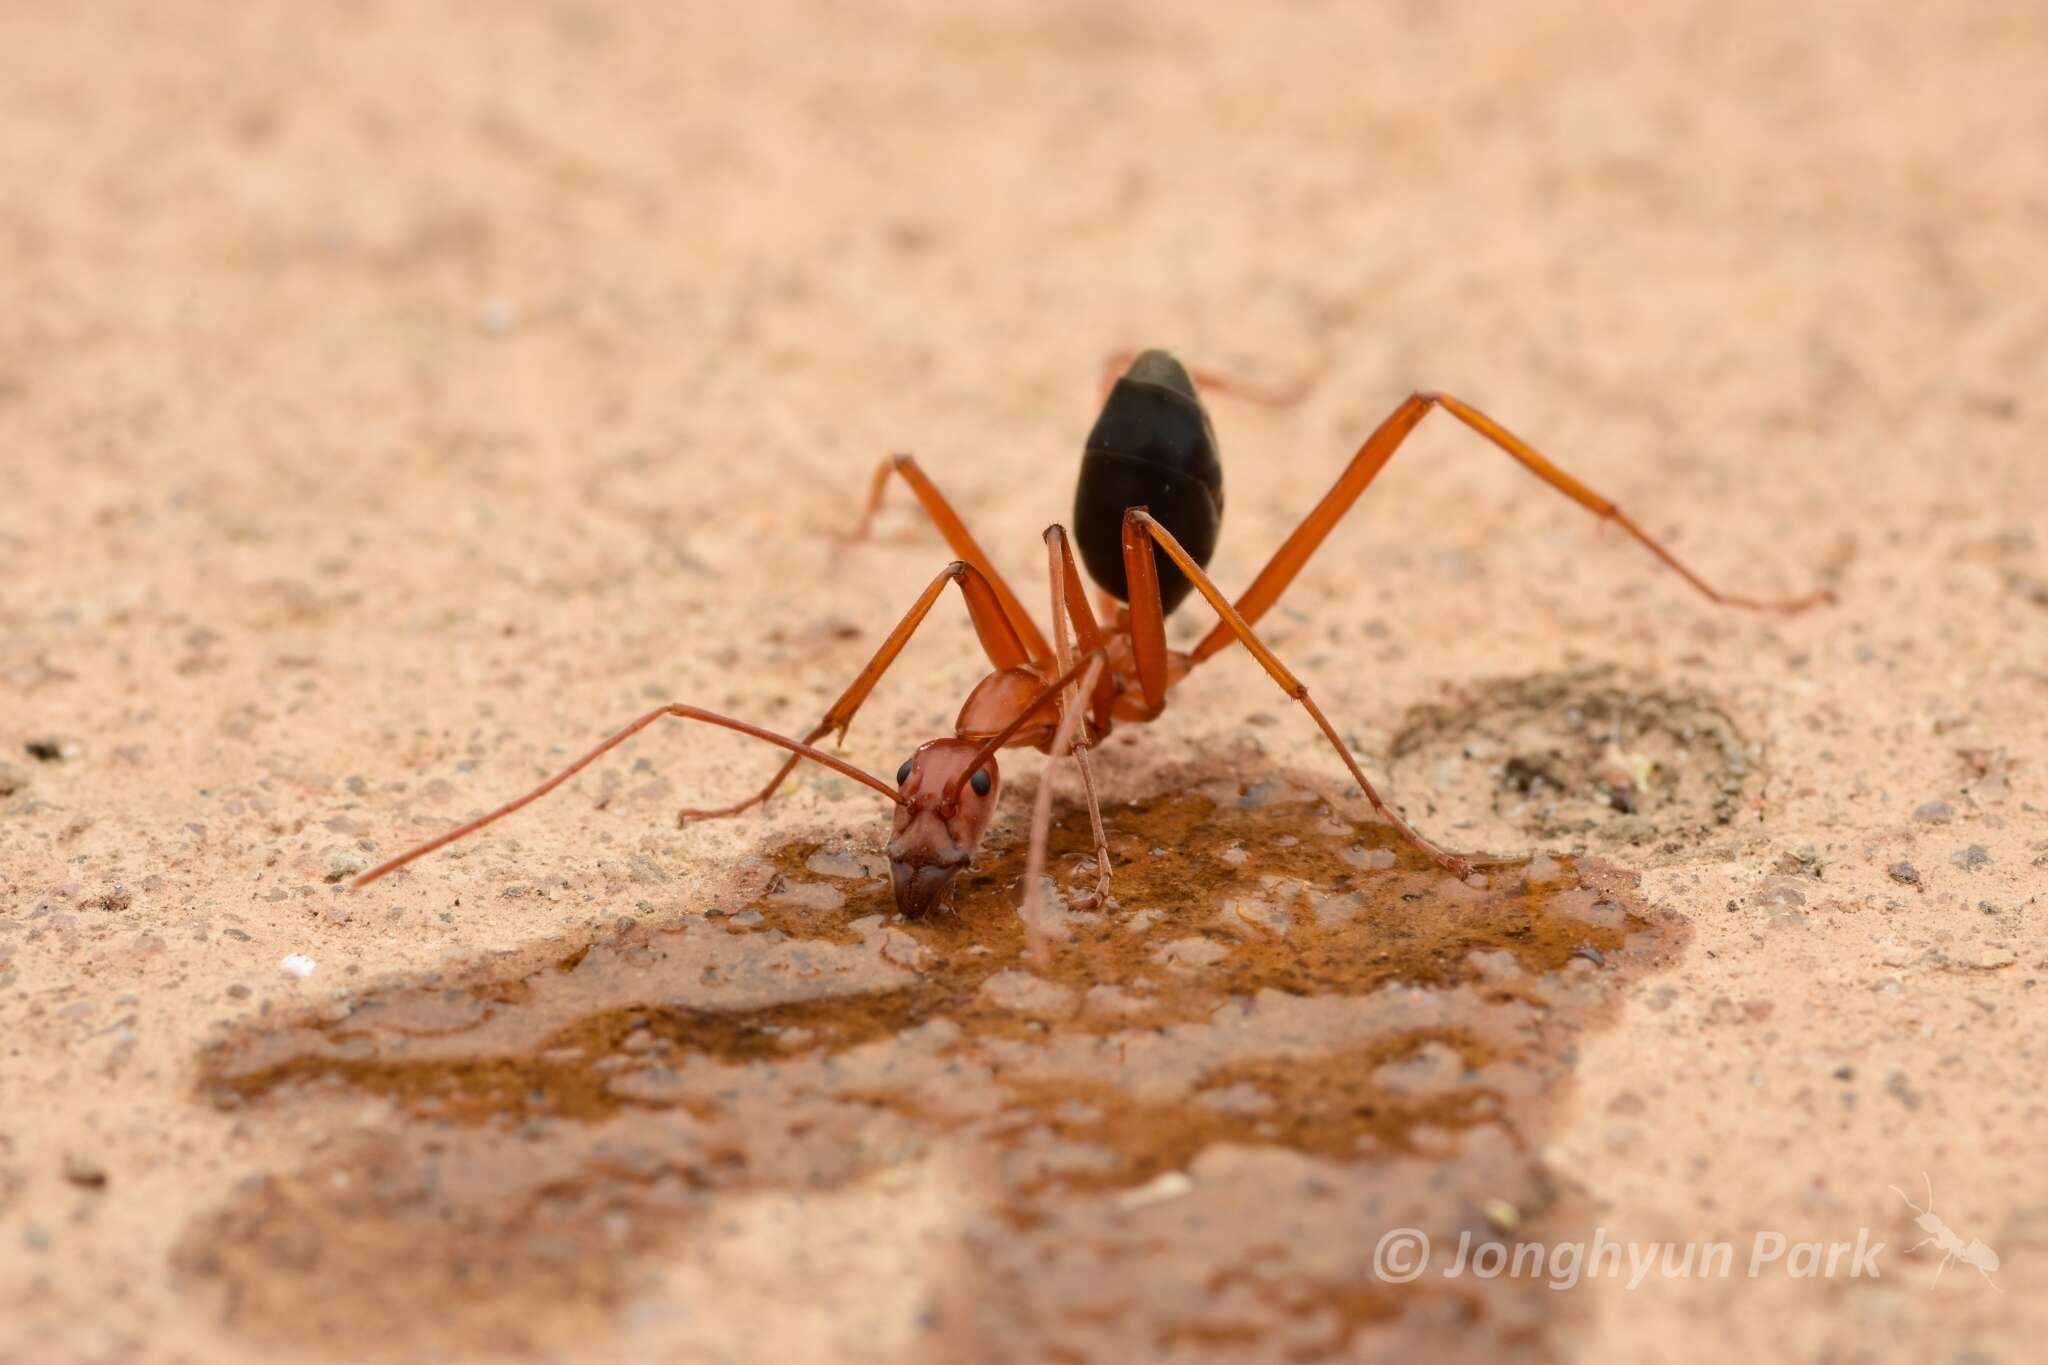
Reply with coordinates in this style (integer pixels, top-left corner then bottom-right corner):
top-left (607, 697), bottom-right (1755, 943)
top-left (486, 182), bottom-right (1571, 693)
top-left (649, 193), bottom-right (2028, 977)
top-left (970, 768), bottom-right (992, 796)
top-left (896, 758), bottom-right (914, 786)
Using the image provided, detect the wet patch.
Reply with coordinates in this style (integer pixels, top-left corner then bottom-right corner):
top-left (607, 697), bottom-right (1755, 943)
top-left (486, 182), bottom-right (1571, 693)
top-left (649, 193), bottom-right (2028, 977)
top-left (179, 773), bottom-right (1682, 1362)
top-left (1388, 667), bottom-right (1764, 862)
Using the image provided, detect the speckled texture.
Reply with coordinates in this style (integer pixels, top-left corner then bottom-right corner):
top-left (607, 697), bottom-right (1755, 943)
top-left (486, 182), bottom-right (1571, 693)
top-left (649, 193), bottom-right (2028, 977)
top-left (2, 2), bottom-right (2043, 1362)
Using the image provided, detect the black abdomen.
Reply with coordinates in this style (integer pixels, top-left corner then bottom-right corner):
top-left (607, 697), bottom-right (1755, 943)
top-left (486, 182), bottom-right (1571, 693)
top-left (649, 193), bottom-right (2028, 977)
top-left (1074, 351), bottom-right (1222, 616)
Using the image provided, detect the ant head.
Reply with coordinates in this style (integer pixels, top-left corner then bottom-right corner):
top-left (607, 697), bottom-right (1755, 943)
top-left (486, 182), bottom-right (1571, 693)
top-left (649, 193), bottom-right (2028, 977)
top-left (886, 738), bottom-right (1000, 918)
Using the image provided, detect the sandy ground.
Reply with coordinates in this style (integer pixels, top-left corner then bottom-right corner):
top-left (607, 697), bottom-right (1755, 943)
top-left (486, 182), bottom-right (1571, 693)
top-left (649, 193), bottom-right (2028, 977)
top-left (2, 2), bottom-right (2044, 1361)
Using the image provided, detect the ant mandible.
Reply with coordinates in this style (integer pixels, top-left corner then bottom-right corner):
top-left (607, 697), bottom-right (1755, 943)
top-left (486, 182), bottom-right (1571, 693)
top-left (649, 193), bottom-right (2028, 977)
top-left (354, 350), bottom-right (1829, 924)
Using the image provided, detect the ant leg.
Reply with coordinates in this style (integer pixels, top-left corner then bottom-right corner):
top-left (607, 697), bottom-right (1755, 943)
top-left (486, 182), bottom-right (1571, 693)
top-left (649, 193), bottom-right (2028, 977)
top-left (1124, 510), bottom-right (1477, 878)
top-left (354, 708), bottom-right (903, 890)
top-left (676, 560), bottom-right (1030, 823)
top-left (1065, 745), bottom-right (1114, 910)
top-left (849, 453), bottom-right (1051, 659)
top-left (1190, 391), bottom-right (1832, 665)
top-left (1044, 526), bottom-right (1114, 908)
top-left (1043, 526), bottom-right (1115, 727)
top-left (1019, 655), bottom-right (1107, 962)
top-left (1096, 350), bottom-right (1313, 408)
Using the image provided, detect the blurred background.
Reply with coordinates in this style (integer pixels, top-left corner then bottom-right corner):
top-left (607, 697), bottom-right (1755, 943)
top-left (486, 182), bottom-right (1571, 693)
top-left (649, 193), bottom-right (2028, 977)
top-left (2, 2), bottom-right (2042, 1362)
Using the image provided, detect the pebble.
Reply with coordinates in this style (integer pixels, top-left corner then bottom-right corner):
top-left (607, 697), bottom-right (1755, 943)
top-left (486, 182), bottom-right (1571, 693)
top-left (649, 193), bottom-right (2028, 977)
top-left (1115, 1171), bottom-right (1193, 1210)
top-left (326, 850), bottom-right (369, 882)
top-left (765, 879), bottom-right (843, 912)
top-left (1887, 862), bottom-right (1920, 885)
top-left (1081, 984), bottom-right (1151, 1019)
top-left (1950, 844), bottom-right (1991, 871)
top-left (62, 1153), bottom-right (107, 1189)
top-left (1340, 844), bottom-right (1397, 873)
top-left (804, 849), bottom-right (874, 879)
top-left (1912, 800), bottom-right (1954, 823)
top-left (1885, 1071), bottom-right (1922, 1109)
top-left (1224, 896), bottom-right (1292, 935)
top-left (1196, 1082), bottom-right (1277, 1115)
top-left (279, 954), bottom-right (317, 979)
top-left (1151, 937), bottom-right (1231, 971)
top-left (977, 970), bottom-right (1077, 1019)
top-left (478, 297), bottom-right (519, 335)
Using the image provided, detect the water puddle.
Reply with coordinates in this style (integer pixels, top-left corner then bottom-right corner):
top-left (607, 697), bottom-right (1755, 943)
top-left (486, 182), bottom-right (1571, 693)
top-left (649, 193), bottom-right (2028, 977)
top-left (177, 772), bottom-right (1683, 1362)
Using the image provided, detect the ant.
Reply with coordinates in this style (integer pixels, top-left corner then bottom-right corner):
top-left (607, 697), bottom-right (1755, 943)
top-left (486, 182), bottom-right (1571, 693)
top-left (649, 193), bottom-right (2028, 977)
top-left (354, 349), bottom-right (1828, 926)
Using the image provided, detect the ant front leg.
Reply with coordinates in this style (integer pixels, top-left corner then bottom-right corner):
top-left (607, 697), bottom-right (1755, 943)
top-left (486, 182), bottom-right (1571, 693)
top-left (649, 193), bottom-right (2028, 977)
top-left (1019, 654), bottom-right (1108, 961)
top-left (676, 560), bottom-right (1033, 824)
top-left (1189, 392), bottom-right (1832, 665)
top-left (1121, 509), bottom-right (1478, 879)
top-left (1043, 525), bottom-right (1114, 910)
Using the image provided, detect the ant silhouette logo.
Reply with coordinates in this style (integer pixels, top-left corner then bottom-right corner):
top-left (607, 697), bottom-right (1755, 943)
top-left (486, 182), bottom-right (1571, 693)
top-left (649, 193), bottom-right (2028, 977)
top-left (1890, 1175), bottom-right (2000, 1289)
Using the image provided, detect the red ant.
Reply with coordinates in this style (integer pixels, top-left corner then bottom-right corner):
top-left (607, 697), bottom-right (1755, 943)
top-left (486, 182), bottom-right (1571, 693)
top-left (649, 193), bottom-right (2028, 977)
top-left (354, 350), bottom-right (1828, 926)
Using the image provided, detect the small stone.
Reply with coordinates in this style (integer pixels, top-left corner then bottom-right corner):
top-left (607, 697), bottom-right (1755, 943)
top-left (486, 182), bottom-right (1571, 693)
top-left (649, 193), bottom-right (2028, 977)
top-left (479, 297), bottom-right (518, 336)
top-left (1196, 1082), bottom-right (1277, 1115)
top-left (876, 927), bottom-right (929, 970)
top-left (1887, 862), bottom-right (1920, 885)
top-left (1224, 897), bottom-right (1292, 935)
top-left (62, 1154), bottom-right (107, 1189)
top-left (279, 953), bottom-right (317, 979)
top-left (1151, 937), bottom-right (1231, 971)
top-left (1950, 844), bottom-right (1991, 872)
top-left (1340, 844), bottom-right (1397, 872)
top-left (1484, 1198), bottom-right (1521, 1232)
top-left (1756, 877), bottom-right (1807, 908)
top-left (804, 849), bottom-right (874, 879)
top-left (977, 970), bottom-right (1077, 1019)
top-left (1115, 1171), bottom-right (1193, 1210)
top-left (325, 850), bottom-right (369, 882)
top-left (1912, 800), bottom-right (1954, 823)
top-left (607, 1067), bottom-right (691, 1104)
top-left (765, 878), bottom-right (843, 911)
top-left (1885, 1071), bottom-right (1922, 1109)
